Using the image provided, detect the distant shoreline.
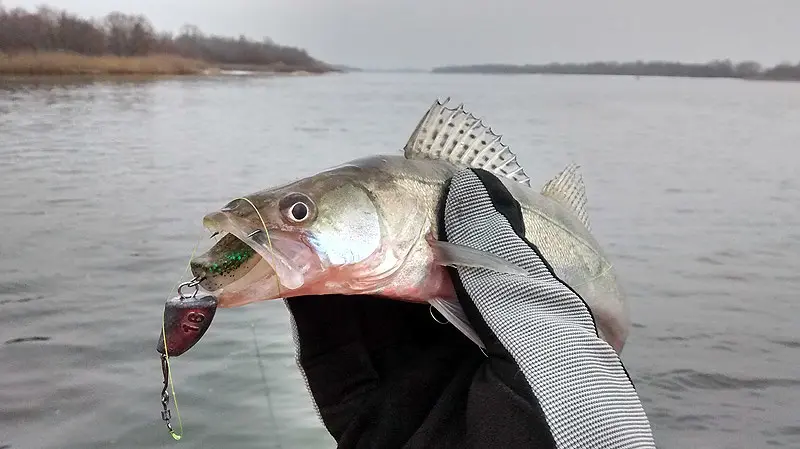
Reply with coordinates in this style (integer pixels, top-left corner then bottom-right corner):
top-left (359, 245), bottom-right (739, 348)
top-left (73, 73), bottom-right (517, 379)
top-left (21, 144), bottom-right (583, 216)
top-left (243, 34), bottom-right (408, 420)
top-left (431, 61), bottom-right (800, 82)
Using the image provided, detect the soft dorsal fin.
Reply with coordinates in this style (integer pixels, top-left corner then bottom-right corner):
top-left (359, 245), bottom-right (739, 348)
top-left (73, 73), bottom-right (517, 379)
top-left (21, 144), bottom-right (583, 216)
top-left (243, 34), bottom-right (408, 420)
top-left (540, 163), bottom-right (591, 232)
top-left (403, 98), bottom-right (532, 187)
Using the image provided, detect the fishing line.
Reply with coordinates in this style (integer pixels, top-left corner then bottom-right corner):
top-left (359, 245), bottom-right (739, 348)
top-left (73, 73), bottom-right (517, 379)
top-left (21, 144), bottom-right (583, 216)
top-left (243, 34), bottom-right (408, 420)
top-left (160, 229), bottom-right (205, 441)
top-left (234, 196), bottom-right (284, 448)
top-left (251, 323), bottom-right (284, 449)
top-left (232, 196), bottom-right (283, 294)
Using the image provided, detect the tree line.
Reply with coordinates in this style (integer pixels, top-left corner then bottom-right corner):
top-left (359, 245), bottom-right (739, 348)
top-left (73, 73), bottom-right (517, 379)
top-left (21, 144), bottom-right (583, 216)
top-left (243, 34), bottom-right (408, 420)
top-left (0, 4), bottom-right (332, 72)
top-left (432, 60), bottom-right (800, 81)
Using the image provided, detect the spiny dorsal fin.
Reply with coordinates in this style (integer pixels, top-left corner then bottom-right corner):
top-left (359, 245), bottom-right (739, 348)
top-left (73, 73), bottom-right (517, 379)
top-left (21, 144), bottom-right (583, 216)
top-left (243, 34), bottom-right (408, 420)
top-left (541, 163), bottom-right (591, 232)
top-left (403, 98), bottom-right (532, 187)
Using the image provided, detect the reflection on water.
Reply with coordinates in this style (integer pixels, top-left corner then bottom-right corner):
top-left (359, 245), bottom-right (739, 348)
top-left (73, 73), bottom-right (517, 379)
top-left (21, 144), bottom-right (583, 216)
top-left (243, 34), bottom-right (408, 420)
top-left (1, 73), bottom-right (799, 449)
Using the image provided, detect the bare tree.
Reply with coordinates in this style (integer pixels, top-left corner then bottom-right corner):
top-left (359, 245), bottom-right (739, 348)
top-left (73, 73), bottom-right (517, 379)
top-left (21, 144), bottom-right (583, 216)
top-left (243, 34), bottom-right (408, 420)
top-left (0, 3), bottom-right (331, 72)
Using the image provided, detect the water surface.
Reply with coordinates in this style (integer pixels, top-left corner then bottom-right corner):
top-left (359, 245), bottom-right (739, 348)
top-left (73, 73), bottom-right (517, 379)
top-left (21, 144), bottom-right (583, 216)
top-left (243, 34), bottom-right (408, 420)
top-left (1, 73), bottom-right (799, 448)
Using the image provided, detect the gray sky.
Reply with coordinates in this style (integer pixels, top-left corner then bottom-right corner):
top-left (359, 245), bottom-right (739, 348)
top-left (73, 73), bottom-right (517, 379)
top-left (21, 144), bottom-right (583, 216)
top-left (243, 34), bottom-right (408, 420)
top-left (4, 0), bottom-right (799, 69)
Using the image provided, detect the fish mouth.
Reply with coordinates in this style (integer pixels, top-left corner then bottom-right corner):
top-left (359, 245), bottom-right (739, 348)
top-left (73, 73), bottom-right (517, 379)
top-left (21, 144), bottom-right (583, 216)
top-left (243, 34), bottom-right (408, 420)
top-left (191, 211), bottom-right (318, 307)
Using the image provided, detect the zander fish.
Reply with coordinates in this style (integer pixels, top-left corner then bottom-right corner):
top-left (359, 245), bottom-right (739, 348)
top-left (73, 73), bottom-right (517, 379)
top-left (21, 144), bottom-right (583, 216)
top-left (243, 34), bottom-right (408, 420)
top-left (190, 99), bottom-right (630, 353)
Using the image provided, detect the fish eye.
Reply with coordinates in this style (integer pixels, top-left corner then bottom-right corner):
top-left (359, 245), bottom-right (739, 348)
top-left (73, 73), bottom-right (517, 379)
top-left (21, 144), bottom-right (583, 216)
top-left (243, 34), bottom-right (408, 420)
top-left (289, 202), bottom-right (309, 222)
top-left (279, 192), bottom-right (315, 224)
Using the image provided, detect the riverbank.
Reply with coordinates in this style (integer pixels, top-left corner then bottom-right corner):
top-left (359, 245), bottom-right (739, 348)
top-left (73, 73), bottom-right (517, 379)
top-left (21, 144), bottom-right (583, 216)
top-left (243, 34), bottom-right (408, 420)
top-left (216, 62), bottom-right (333, 74)
top-left (0, 52), bottom-right (210, 76)
top-left (0, 52), bottom-right (336, 78)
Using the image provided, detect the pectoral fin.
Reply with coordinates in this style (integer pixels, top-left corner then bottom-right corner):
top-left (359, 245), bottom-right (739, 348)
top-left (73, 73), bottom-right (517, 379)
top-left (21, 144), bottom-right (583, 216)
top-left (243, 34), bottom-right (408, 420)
top-left (428, 240), bottom-right (528, 276)
top-left (427, 238), bottom-right (526, 350)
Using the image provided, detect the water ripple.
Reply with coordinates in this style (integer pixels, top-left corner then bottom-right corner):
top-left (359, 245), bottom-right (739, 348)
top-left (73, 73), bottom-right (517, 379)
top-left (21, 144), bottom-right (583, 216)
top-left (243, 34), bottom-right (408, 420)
top-left (652, 369), bottom-right (800, 392)
top-left (768, 339), bottom-right (800, 349)
top-left (4, 336), bottom-right (51, 344)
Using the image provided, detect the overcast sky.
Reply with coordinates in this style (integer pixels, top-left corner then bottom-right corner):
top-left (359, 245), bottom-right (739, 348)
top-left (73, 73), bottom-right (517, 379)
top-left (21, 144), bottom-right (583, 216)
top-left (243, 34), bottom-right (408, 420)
top-left (4, 0), bottom-right (799, 69)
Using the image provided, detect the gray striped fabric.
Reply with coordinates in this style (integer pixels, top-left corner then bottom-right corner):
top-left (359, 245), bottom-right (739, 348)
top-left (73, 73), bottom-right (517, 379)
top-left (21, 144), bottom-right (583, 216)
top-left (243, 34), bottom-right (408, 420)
top-left (444, 169), bottom-right (656, 449)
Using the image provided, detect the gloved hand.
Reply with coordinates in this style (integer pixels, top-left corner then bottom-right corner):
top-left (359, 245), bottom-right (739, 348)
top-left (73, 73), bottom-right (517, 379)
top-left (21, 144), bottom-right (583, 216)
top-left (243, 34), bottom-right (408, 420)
top-left (285, 168), bottom-right (656, 449)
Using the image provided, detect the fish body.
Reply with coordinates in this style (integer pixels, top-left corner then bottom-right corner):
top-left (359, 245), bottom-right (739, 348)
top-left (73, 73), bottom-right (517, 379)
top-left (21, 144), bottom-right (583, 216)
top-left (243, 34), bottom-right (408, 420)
top-left (191, 99), bottom-right (630, 353)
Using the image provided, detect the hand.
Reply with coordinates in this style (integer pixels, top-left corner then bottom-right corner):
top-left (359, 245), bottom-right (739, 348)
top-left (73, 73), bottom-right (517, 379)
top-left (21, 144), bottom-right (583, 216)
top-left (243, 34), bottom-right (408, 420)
top-left (285, 168), bottom-right (656, 449)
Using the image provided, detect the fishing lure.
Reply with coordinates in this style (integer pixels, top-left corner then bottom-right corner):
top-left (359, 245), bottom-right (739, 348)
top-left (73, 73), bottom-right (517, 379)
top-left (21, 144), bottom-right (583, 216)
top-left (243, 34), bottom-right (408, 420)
top-left (156, 277), bottom-right (218, 439)
top-left (154, 196), bottom-right (279, 441)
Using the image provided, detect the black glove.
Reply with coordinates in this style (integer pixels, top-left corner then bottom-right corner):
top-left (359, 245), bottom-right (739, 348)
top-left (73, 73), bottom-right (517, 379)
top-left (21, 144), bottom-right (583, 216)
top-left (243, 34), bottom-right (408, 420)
top-left (285, 168), bottom-right (656, 449)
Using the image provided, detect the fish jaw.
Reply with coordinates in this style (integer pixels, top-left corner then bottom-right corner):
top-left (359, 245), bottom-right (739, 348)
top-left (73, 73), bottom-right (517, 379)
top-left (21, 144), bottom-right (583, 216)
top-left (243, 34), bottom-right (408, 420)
top-left (191, 210), bottom-right (325, 307)
top-left (193, 229), bottom-right (437, 308)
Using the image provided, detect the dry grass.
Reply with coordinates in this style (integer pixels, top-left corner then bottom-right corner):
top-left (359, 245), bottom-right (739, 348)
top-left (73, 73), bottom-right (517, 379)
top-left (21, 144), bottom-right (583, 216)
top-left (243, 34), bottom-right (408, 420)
top-left (0, 52), bottom-right (212, 76)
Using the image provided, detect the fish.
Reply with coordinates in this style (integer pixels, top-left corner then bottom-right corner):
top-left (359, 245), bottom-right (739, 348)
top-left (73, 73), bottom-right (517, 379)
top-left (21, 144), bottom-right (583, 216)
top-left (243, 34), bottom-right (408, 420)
top-left (189, 98), bottom-right (630, 353)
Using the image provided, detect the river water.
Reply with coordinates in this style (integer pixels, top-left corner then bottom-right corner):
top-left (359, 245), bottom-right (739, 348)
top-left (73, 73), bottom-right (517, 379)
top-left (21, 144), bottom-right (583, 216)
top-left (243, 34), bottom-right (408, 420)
top-left (1, 72), bottom-right (798, 449)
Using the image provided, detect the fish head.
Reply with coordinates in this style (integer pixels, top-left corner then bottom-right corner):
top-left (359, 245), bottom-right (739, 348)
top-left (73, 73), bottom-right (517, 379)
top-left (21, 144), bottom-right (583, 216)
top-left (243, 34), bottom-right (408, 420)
top-left (190, 167), bottom-right (404, 307)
